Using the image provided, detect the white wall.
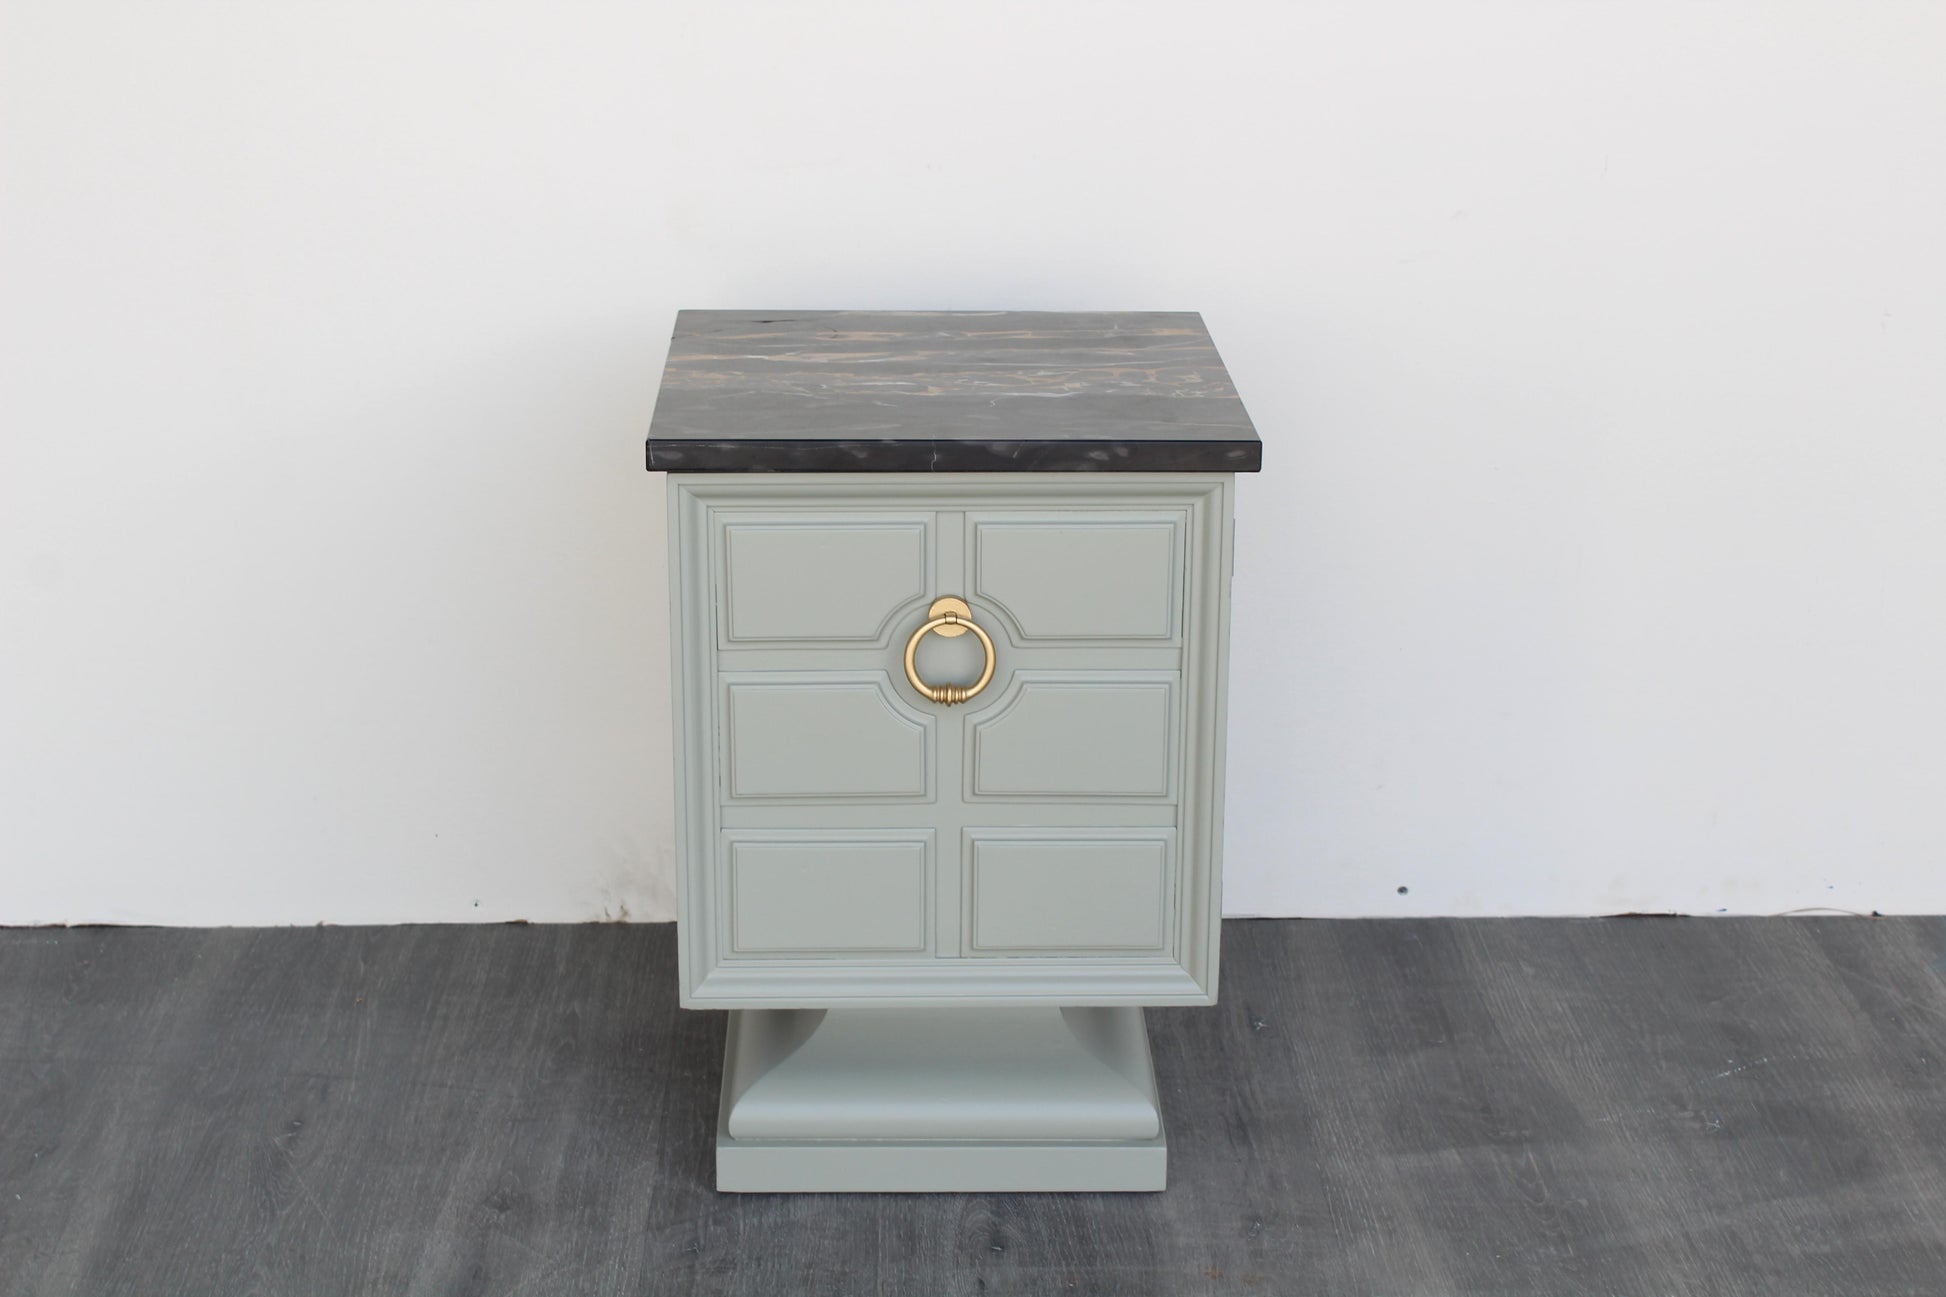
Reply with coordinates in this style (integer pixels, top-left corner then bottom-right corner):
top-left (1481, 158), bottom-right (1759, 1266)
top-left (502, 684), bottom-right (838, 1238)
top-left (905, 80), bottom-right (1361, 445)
top-left (4, 2), bottom-right (1943, 924)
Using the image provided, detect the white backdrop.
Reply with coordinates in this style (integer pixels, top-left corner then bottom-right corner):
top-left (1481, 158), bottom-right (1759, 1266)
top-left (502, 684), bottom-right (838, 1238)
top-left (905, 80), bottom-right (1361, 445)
top-left (4, 2), bottom-right (1943, 924)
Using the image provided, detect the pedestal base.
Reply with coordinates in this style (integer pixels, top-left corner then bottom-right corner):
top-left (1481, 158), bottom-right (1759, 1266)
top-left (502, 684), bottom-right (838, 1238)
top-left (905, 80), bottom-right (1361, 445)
top-left (715, 1006), bottom-right (1167, 1193)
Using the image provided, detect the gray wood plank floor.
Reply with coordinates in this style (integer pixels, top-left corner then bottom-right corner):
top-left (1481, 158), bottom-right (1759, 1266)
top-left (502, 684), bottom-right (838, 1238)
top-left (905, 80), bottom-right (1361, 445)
top-left (3, 918), bottom-right (1944, 1296)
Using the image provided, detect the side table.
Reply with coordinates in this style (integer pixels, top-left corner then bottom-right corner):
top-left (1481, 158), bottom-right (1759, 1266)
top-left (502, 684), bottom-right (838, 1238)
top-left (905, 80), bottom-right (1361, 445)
top-left (646, 310), bottom-right (1261, 1191)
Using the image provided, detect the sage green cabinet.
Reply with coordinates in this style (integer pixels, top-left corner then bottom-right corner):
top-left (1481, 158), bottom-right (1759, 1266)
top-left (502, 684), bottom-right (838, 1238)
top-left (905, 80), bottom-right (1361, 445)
top-left (670, 473), bottom-right (1234, 1009)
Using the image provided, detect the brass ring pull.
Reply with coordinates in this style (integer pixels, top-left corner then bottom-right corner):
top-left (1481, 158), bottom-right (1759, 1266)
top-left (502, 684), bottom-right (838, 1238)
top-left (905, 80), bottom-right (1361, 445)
top-left (903, 597), bottom-right (996, 706)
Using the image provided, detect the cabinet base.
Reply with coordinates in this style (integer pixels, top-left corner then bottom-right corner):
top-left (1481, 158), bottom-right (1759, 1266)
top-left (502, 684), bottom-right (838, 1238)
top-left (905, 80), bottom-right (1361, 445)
top-left (715, 1005), bottom-right (1167, 1193)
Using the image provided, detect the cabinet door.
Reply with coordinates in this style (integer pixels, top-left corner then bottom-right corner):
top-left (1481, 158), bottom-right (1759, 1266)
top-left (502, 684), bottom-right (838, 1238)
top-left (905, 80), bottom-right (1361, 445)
top-left (671, 475), bottom-right (1232, 1008)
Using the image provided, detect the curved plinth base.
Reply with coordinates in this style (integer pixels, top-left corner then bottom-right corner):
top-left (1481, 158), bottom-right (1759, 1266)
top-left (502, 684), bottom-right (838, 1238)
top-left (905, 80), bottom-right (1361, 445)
top-left (715, 1006), bottom-right (1167, 1193)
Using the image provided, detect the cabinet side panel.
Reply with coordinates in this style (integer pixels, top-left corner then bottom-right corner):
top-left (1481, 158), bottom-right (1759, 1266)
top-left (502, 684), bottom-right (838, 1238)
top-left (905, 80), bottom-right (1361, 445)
top-left (1177, 476), bottom-right (1233, 1000)
top-left (670, 479), bottom-right (724, 1003)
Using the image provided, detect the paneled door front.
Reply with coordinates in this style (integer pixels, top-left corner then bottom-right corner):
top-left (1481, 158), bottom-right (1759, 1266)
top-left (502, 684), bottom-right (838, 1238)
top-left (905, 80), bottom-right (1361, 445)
top-left (670, 474), bottom-right (1233, 1008)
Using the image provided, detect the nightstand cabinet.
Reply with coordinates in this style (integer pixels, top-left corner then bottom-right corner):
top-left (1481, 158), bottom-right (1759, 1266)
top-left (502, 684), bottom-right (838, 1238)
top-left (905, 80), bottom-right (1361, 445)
top-left (648, 311), bottom-right (1260, 1191)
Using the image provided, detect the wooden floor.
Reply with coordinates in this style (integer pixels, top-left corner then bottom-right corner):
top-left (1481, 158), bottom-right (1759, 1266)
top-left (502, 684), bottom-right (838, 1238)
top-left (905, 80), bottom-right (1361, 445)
top-left (3, 919), bottom-right (1945, 1296)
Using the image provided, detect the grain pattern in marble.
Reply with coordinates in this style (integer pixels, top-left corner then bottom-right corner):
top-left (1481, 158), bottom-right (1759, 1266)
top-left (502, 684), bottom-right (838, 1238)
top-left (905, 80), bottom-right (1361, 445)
top-left (645, 310), bottom-right (1262, 473)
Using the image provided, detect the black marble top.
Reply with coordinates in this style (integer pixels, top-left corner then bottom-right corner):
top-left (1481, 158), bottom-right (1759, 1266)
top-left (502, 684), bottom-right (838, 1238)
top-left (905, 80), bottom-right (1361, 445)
top-left (645, 310), bottom-right (1261, 473)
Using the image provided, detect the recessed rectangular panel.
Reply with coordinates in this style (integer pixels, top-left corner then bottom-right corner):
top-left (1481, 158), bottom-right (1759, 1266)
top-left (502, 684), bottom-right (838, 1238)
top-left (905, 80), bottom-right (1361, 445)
top-left (727, 678), bottom-right (930, 799)
top-left (968, 833), bottom-right (1171, 952)
top-left (969, 675), bottom-right (1175, 799)
top-left (973, 517), bottom-right (1180, 640)
top-left (730, 836), bottom-right (929, 954)
top-left (724, 521), bottom-right (927, 643)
